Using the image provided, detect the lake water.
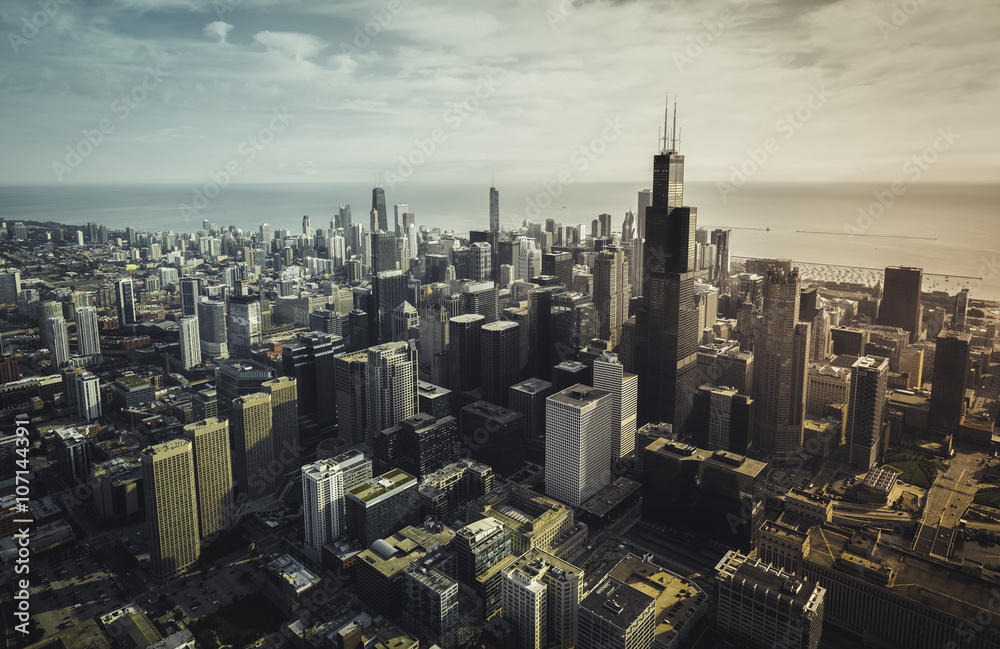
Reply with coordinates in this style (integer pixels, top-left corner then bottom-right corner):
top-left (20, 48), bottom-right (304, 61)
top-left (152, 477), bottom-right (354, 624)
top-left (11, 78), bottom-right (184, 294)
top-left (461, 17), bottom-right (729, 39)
top-left (1, 180), bottom-right (997, 300)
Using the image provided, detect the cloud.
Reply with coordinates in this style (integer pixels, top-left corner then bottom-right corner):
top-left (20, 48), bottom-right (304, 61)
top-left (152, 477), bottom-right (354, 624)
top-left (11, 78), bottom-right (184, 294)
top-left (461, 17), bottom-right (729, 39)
top-left (203, 21), bottom-right (234, 45)
top-left (252, 30), bottom-right (328, 61)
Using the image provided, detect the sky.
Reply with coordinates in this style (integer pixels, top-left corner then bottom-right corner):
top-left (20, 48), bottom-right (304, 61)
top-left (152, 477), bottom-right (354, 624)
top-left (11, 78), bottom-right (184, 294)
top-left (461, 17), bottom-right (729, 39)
top-left (1, 0), bottom-right (998, 186)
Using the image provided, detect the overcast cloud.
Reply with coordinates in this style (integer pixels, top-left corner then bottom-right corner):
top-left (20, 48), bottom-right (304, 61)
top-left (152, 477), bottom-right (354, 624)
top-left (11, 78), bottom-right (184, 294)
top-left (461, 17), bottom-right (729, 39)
top-left (1, 0), bottom-right (997, 184)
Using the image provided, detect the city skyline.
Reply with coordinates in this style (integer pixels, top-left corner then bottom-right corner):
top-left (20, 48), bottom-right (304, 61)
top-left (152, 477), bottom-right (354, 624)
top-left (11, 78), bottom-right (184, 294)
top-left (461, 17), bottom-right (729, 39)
top-left (1, 0), bottom-right (997, 185)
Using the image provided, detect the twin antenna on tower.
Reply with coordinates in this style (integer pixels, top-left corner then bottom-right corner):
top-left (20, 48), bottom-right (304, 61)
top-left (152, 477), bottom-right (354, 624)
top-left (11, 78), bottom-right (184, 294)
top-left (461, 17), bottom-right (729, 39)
top-left (658, 93), bottom-right (681, 154)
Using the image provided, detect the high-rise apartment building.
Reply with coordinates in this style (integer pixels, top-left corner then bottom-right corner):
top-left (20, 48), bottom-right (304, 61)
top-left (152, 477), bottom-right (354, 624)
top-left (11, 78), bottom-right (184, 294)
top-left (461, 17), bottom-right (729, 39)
top-left (197, 297), bottom-right (228, 358)
top-left (179, 315), bottom-right (201, 369)
top-left (182, 418), bottom-right (235, 538)
top-left (302, 451), bottom-right (372, 552)
top-left (46, 316), bottom-right (71, 367)
top-left (846, 356), bottom-right (889, 470)
top-left (142, 438), bottom-right (200, 581)
top-left (545, 385), bottom-right (613, 507)
top-left (346, 469), bottom-right (420, 547)
top-left (230, 392), bottom-right (276, 499)
top-left (366, 341), bottom-right (419, 447)
top-left (75, 305), bottom-right (101, 356)
top-left (75, 371), bottom-right (102, 421)
top-left (454, 517), bottom-right (515, 620)
top-left (501, 548), bottom-right (584, 649)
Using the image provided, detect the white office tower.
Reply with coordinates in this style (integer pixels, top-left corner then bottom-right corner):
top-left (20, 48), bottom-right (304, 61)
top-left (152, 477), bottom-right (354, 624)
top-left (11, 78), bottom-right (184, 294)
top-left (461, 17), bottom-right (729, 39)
top-left (502, 548), bottom-right (584, 649)
top-left (365, 341), bottom-right (419, 447)
top-left (47, 316), bottom-right (71, 367)
top-left (179, 315), bottom-right (201, 369)
top-left (544, 385), bottom-right (613, 507)
top-left (76, 372), bottom-right (102, 421)
top-left (407, 223), bottom-right (419, 260)
top-left (75, 305), bottom-right (101, 356)
top-left (518, 237), bottom-right (541, 282)
top-left (302, 460), bottom-right (345, 552)
top-left (593, 352), bottom-right (638, 460)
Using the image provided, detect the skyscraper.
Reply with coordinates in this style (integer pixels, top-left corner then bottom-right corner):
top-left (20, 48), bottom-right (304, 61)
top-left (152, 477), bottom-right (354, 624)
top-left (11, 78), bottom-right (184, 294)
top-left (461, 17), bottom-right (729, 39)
top-left (593, 246), bottom-right (628, 350)
top-left (753, 267), bottom-right (810, 462)
top-left (215, 358), bottom-right (274, 422)
top-left (335, 350), bottom-right (369, 446)
top-left (116, 278), bottom-right (137, 327)
top-left (302, 459), bottom-right (345, 552)
top-left (179, 315), bottom-right (201, 369)
top-left (502, 548), bottom-right (584, 649)
top-left (633, 114), bottom-right (699, 431)
top-left (449, 314), bottom-right (485, 393)
top-left (366, 341), bottom-right (419, 447)
top-left (470, 241), bottom-right (492, 283)
top-left (262, 376), bottom-right (299, 469)
top-left (46, 316), bottom-right (70, 367)
top-left (593, 352), bottom-right (638, 460)
top-left (371, 230), bottom-right (399, 275)
top-left (372, 186), bottom-right (388, 232)
top-left (372, 270), bottom-right (407, 343)
top-left (75, 305), bottom-right (101, 356)
top-left (0, 270), bottom-right (21, 305)
top-left (545, 385), bottom-right (613, 507)
top-left (230, 392), bottom-right (276, 499)
top-left (455, 517), bottom-right (514, 620)
top-left (877, 266), bottom-right (923, 344)
top-left (75, 371), bottom-right (102, 421)
top-left (142, 438), bottom-right (200, 581)
top-left (481, 321), bottom-right (520, 407)
top-left (846, 356), bottom-right (889, 470)
top-left (197, 297), bottom-right (228, 358)
top-left (282, 332), bottom-right (343, 427)
top-left (578, 577), bottom-right (655, 649)
top-left (179, 277), bottom-right (201, 317)
top-left (489, 185), bottom-right (500, 232)
top-left (929, 330), bottom-right (972, 432)
top-left (227, 295), bottom-right (262, 358)
top-left (182, 418), bottom-right (235, 538)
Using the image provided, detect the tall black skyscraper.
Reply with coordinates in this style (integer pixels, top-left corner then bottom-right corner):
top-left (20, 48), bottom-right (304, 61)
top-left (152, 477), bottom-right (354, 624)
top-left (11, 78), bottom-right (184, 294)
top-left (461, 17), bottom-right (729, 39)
top-left (877, 266), bottom-right (922, 343)
top-left (633, 103), bottom-right (699, 431)
top-left (371, 230), bottom-right (398, 275)
top-left (282, 332), bottom-right (345, 427)
top-left (371, 186), bottom-right (387, 232)
top-left (489, 184), bottom-right (500, 232)
top-left (179, 277), bottom-right (201, 317)
top-left (929, 330), bottom-right (971, 432)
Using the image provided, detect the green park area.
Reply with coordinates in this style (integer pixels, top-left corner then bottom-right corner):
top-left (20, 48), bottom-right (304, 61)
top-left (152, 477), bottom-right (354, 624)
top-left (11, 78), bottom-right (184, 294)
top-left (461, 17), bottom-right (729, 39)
top-left (881, 453), bottom-right (938, 489)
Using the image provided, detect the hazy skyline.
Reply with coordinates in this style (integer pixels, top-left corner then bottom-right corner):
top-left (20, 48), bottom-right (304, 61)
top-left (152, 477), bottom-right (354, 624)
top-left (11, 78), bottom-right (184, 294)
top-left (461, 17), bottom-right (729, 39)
top-left (1, 0), bottom-right (997, 185)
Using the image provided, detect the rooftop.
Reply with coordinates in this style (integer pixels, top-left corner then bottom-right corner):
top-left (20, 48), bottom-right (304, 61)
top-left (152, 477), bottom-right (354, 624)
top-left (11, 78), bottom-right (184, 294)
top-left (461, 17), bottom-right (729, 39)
top-left (348, 469), bottom-right (416, 504)
top-left (267, 554), bottom-right (321, 594)
top-left (511, 378), bottom-right (553, 394)
top-left (581, 577), bottom-right (654, 628)
top-left (548, 384), bottom-right (611, 408)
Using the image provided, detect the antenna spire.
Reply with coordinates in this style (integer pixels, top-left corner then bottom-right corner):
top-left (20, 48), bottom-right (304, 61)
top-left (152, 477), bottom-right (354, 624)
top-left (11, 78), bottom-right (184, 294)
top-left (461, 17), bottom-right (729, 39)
top-left (662, 92), bottom-right (670, 153)
top-left (671, 100), bottom-right (678, 151)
